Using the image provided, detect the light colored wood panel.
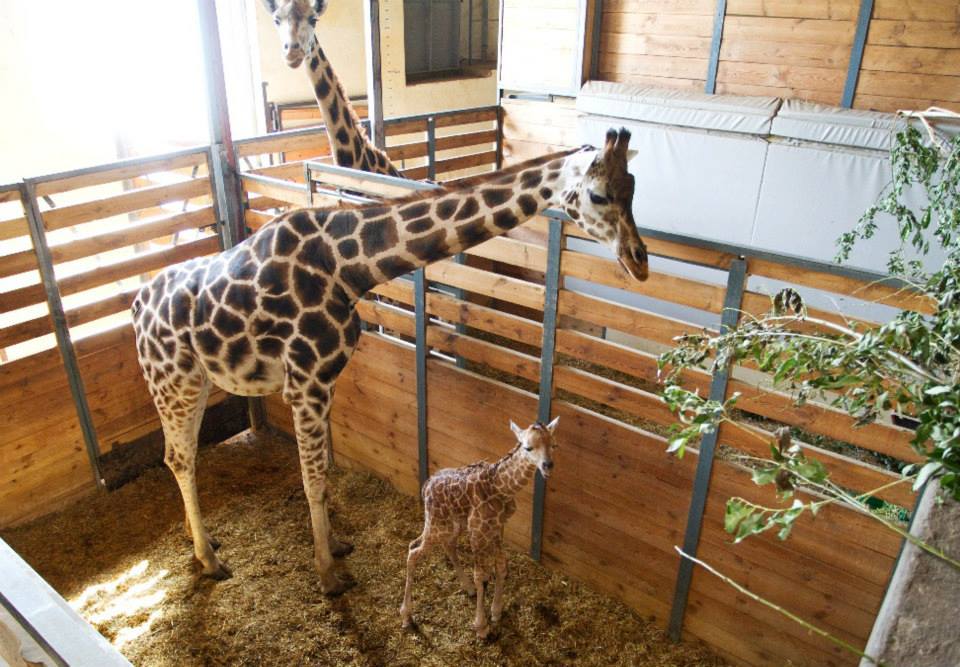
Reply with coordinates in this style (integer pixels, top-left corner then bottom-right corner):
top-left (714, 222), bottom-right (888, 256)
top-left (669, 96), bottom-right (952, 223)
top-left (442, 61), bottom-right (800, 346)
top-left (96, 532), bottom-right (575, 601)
top-left (602, 11), bottom-right (716, 36)
top-left (0, 207), bottom-right (215, 280)
top-left (722, 16), bottom-right (856, 45)
top-left (716, 61), bottom-right (847, 92)
top-left (560, 249), bottom-right (728, 313)
top-left (602, 32), bottom-right (712, 58)
top-left (715, 81), bottom-right (841, 104)
top-left (853, 93), bottom-right (955, 113)
top-left (235, 132), bottom-right (330, 158)
top-left (598, 52), bottom-right (710, 79)
top-left (601, 0), bottom-right (715, 13)
top-left (424, 260), bottom-right (545, 310)
top-left (0, 217), bottom-right (29, 243)
top-left (868, 19), bottom-right (960, 47)
top-left (41, 179), bottom-right (210, 232)
top-left (240, 175), bottom-right (310, 207)
top-left (558, 289), bottom-right (709, 345)
top-left (747, 256), bottom-right (935, 313)
top-left (0, 287), bottom-right (138, 350)
top-left (726, 0), bottom-right (858, 19)
top-left (856, 70), bottom-right (960, 102)
top-left (720, 38), bottom-right (852, 68)
top-left (873, 0), bottom-right (960, 21)
top-left (34, 151), bottom-right (207, 197)
top-left (862, 44), bottom-right (960, 75)
top-left (54, 236), bottom-right (220, 303)
top-left (464, 236), bottom-right (548, 272)
top-left (434, 150), bottom-right (499, 176)
top-left (598, 71), bottom-right (708, 89)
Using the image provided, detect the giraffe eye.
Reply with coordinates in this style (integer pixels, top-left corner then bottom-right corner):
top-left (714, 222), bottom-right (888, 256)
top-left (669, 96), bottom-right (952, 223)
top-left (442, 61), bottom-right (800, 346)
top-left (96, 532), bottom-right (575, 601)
top-left (308, 15), bottom-right (318, 26)
top-left (588, 190), bottom-right (609, 206)
top-left (273, 17), bottom-right (280, 25)
top-left (524, 446), bottom-right (533, 452)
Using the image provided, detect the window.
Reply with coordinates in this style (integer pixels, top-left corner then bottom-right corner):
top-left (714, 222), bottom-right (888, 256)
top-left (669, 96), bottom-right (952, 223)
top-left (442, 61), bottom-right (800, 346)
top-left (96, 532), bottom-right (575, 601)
top-left (403, 0), bottom-right (499, 83)
top-left (404, 0), bottom-right (462, 79)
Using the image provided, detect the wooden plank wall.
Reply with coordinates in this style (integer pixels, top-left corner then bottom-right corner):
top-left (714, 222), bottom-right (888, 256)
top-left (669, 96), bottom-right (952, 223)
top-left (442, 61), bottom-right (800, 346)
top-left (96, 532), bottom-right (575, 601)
top-left (595, 0), bottom-right (960, 111)
top-left (256, 157), bottom-right (919, 666)
top-left (0, 152), bottom-right (228, 527)
top-left (501, 98), bottom-right (581, 166)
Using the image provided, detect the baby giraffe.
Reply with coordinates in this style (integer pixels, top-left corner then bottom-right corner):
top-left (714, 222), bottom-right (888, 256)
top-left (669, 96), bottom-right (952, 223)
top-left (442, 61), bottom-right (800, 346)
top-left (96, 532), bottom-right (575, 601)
top-left (400, 418), bottom-right (559, 638)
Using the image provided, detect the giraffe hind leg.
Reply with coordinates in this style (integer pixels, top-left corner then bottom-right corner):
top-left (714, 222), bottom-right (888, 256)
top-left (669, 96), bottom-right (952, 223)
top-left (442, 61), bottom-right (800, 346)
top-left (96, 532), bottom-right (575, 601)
top-left (289, 384), bottom-right (352, 595)
top-left (400, 526), bottom-right (434, 628)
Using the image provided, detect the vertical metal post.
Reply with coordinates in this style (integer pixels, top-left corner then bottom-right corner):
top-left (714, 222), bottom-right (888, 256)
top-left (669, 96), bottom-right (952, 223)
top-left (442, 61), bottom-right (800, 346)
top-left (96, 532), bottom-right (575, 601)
top-left (20, 182), bottom-right (104, 490)
top-left (589, 0), bottom-right (604, 81)
top-left (704, 0), bottom-right (727, 94)
top-left (426, 117), bottom-right (437, 181)
top-left (468, 0), bottom-right (474, 65)
top-left (668, 257), bottom-right (747, 641)
top-left (480, 0), bottom-right (489, 61)
top-left (196, 0), bottom-right (242, 249)
top-left (530, 216), bottom-right (563, 561)
top-left (364, 0), bottom-right (387, 149)
top-left (414, 268), bottom-right (429, 488)
top-left (495, 106), bottom-right (505, 170)
top-left (842, 0), bottom-right (874, 108)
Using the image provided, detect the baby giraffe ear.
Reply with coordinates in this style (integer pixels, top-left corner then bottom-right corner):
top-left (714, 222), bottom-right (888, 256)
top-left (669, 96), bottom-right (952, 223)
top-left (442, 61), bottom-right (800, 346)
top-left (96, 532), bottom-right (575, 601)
top-left (510, 420), bottom-right (524, 439)
top-left (314, 0), bottom-right (329, 15)
top-left (546, 416), bottom-right (560, 434)
top-left (261, 0), bottom-right (278, 13)
top-left (625, 149), bottom-right (638, 162)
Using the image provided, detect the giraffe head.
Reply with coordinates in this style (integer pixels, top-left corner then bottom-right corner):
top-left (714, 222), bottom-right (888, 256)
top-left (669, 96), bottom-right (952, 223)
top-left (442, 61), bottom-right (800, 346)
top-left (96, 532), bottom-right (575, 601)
top-left (510, 418), bottom-right (559, 479)
top-left (561, 128), bottom-right (648, 281)
top-left (262, 0), bottom-right (327, 68)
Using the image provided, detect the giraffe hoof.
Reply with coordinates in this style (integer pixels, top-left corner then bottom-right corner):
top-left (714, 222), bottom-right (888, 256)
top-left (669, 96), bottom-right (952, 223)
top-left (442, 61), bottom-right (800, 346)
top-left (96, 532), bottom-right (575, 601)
top-left (209, 536), bottom-right (221, 551)
top-left (204, 562), bottom-right (233, 581)
top-left (331, 540), bottom-right (354, 558)
top-left (321, 575), bottom-right (356, 597)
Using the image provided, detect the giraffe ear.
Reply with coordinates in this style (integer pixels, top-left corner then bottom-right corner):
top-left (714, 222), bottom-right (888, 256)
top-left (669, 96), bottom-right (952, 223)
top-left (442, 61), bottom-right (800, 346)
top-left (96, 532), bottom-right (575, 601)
top-left (313, 0), bottom-right (328, 15)
top-left (261, 0), bottom-right (278, 13)
top-left (625, 149), bottom-right (638, 162)
top-left (546, 416), bottom-right (560, 435)
top-left (510, 421), bottom-right (524, 439)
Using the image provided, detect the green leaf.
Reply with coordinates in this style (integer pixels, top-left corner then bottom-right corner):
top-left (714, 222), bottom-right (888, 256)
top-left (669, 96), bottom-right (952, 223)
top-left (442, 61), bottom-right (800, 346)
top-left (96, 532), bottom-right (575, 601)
top-left (751, 467), bottom-right (779, 486)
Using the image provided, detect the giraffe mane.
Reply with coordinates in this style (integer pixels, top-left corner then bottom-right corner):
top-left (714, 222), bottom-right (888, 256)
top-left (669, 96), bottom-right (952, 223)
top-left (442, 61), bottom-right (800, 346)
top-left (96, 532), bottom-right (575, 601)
top-left (324, 146), bottom-right (585, 212)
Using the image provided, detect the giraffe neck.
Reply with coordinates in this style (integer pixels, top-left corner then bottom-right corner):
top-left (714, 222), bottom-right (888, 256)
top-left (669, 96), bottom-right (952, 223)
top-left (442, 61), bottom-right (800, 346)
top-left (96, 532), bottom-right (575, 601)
top-left (305, 41), bottom-right (402, 177)
top-left (311, 147), bottom-right (587, 301)
top-left (491, 444), bottom-right (537, 497)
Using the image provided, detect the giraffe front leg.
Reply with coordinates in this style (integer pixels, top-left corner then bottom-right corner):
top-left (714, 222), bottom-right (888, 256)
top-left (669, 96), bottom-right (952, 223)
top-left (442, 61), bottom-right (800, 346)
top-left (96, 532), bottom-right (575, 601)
top-left (291, 387), bottom-right (353, 596)
top-left (443, 531), bottom-right (474, 595)
top-left (490, 549), bottom-right (507, 623)
top-left (473, 562), bottom-right (490, 639)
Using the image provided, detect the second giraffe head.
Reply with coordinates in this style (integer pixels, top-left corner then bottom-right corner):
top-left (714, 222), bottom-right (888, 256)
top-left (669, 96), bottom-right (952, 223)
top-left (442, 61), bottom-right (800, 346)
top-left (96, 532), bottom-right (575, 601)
top-left (562, 127), bottom-right (648, 281)
top-left (510, 418), bottom-right (559, 479)
top-left (262, 0), bottom-right (327, 68)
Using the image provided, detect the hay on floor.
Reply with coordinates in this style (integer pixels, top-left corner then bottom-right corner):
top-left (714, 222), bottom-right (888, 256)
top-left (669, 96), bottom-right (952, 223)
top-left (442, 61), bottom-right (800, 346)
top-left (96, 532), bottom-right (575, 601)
top-left (3, 431), bottom-right (724, 667)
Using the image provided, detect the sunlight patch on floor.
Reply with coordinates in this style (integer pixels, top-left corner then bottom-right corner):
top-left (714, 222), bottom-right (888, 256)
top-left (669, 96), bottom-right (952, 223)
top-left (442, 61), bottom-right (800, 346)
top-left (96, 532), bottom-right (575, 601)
top-left (68, 559), bottom-right (169, 648)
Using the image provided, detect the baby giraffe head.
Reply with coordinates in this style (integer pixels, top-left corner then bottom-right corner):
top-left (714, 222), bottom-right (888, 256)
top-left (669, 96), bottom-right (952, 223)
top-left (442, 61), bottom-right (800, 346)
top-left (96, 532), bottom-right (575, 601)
top-left (510, 417), bottom-right (560, 478)
top-left (261, 0), bottom-right (327, 68)
top-left (561, 128), bottom-right (649, 282)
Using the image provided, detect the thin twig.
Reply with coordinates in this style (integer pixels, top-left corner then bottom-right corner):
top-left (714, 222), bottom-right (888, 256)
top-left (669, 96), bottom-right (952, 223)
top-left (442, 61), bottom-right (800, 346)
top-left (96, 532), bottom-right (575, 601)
top-left (674, 546), bottom-right (892, 667)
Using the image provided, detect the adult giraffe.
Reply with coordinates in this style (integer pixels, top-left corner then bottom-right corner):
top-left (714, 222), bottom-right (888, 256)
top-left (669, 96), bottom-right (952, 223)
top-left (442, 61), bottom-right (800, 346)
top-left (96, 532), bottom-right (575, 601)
top-left (261, 0), bottom-right (402, 176)
top-left (133, 129), bottom-right (648, 595)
